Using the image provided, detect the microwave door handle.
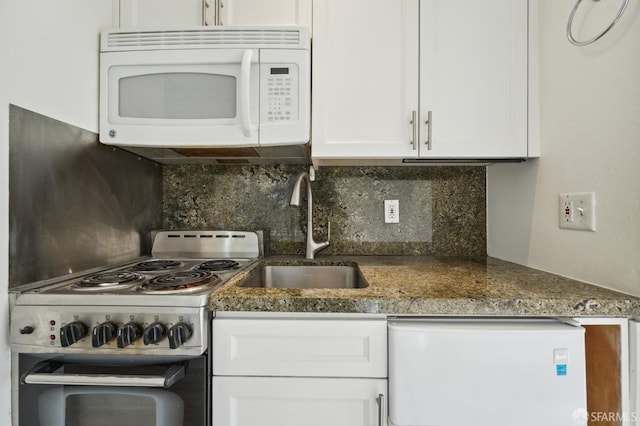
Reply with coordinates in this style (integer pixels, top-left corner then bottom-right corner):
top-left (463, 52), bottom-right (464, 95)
top-left (240, 49), bottom-right (253, 138)
top-left (20, 360), bottom-right (186, 388)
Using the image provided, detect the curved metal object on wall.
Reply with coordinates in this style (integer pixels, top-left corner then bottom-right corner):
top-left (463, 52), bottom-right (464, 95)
top-left (567, 0), bottom-right (630, 46)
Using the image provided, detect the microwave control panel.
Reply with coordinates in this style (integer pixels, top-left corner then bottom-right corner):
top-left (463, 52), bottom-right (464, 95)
top-left (261, 65), bottom-right (299, 122)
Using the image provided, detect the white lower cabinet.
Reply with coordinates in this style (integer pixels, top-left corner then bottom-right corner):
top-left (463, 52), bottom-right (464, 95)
top-left (212, 377), bottom-right (387, 426)
top-left (211, 314), bottom-right (388, 426)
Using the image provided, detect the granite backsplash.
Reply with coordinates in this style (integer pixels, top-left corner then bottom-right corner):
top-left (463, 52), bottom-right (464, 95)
top-left (163, 166), bottom-right (486, 257)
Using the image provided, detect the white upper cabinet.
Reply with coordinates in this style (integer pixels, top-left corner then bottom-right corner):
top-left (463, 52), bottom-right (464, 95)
top-left (114, 0), bottom-right (312, 28)
top-left (312, 0), bottom-right (419, 163)
top-left (218, 0), bottom-right (312, 28)
top-left (115, 0), bottom-right (205, 27)
top-left (312, 0), bottom-right (532, 165)
top-left (418, 0), bottom-right (528, 159)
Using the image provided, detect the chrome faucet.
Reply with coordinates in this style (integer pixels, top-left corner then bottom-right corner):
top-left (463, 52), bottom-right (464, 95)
top-left (289, 171), bottom-right (330, 259)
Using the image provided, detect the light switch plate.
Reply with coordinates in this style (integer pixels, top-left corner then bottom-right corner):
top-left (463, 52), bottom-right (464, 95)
top-left (559, 192), bottom-right (596, 231)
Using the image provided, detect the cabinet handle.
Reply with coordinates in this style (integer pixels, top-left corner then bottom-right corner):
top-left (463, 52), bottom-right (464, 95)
top-left (410, 111), bottom-right (417, 150)
top-left (376, 393), bottom-right (386, 426)
top-left (425, 110), bottom-right (432, 151)
top-left (202, 1), bottom-right (209, 26)
top-left (203, 0), bottom-right (223, 26)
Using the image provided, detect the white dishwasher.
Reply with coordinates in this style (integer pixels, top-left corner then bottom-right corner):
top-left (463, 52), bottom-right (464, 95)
top-left (388, 318), bottom-right (587, 426)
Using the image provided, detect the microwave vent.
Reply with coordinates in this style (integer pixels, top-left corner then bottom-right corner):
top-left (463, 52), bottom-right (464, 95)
top-left (103, 27), bottom-right (308, 51)
top-left (116, 145), bottom-right (311, 165)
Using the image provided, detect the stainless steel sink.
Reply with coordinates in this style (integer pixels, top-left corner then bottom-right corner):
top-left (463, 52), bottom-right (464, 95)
top-left (239, 265), bottom-right (368, 289)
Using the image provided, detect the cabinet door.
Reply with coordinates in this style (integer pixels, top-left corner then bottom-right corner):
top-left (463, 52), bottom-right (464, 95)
top-left (418, 0), bottom-right (528, 158)
top-left (212, 377), bottom-right (387, 426)
top-left (311, 0), bottom-right (419, 164)
top-left (116, 0), bottom-right (204, 27)
top-left (218, 0), bottom-right (312, 28)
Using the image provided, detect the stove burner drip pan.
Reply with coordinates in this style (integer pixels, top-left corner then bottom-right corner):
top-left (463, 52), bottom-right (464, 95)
top-left (137, 270), bottom-right (219, 294)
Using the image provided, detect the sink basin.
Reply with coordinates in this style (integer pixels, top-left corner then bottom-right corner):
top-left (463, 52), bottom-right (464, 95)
top-left (239, 265), bottom-right (368, 289)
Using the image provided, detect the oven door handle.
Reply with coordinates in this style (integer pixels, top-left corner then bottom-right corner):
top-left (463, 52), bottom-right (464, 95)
top-left (20, 361), bottom-right (186, 388)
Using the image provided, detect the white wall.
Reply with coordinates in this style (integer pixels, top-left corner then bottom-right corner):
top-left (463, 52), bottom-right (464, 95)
top-left (0, 1), bottom-right (113, 424)
top-left (488, 0), bottom-right (640, 295)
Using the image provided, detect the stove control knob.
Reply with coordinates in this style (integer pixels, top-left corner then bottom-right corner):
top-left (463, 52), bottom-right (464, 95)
top-left (59, 321), bottom-right (87, 347)
top-left (143, 322), bottom-right (166, 345)
top-left (117, 322), bottom-right (142, 348)
top-left (168, 322), bottom-right (193, 349)
top-left (92, 322), bottom-right (116, 348)
top-left (19, 326), bottom-right (35, 335)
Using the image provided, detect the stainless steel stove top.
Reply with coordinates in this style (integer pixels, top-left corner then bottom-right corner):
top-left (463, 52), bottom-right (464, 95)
top-left (10, 230), bottom-right (261, 356)
top-left (30, 257), bottom-right (255, 300)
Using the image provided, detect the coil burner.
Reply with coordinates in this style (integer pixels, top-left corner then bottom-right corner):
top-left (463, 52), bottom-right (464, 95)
top-left (195, 259), bottom-right (240, 272)
top-left (71, 272), bottom-right (145, 291)
top-left (130, 260), bottom-right (184, 272)
top-left (137, 270), bottom-right (220, 294)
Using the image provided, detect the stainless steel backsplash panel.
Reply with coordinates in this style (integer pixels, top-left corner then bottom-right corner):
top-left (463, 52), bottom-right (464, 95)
top-left (9, 106), bottom-right (162, 288)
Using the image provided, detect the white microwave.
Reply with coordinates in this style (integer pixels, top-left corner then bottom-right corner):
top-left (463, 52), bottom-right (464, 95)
top-left (99, 26), bottom-right (310, 148)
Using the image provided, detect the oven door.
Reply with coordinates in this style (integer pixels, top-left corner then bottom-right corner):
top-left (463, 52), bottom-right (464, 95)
top-left (17, 354), bottom-right (208, 426)
top-left (100, 48), bottom-right (260, 147)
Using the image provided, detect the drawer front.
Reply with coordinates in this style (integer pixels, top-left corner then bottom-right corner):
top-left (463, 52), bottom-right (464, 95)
top-left (212, 317), bottom-right (387, 377)
top-left (212, 377), bottom-right (387, 426)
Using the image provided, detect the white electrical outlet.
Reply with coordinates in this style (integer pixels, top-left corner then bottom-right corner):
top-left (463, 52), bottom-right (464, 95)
top-left (384, 200), bottom-right (399, 223)
top-left (559, 192), bottom-right (596, 231)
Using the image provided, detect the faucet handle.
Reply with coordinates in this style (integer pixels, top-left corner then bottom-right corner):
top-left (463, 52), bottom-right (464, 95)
top-left (326, 221), bottom-right (331, 243)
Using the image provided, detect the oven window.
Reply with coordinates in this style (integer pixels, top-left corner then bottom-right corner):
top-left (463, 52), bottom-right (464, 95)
top-left (36, 387), bottom-right (183, 426)
top-left (65, 393), bottom-right (157, 426)
top-left (19, 354), bottom-right (207, 426)
top-left (119, 73), bottom-right (237, 119)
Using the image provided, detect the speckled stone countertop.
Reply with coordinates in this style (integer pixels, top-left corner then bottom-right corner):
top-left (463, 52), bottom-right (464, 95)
top-left (209, 256), bottom-right (640, 317)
